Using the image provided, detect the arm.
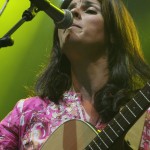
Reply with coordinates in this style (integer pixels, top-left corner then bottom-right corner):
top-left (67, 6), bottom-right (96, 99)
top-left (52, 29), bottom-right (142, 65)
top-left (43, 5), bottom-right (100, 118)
top-left (0, 101), bottom-right (22, 149)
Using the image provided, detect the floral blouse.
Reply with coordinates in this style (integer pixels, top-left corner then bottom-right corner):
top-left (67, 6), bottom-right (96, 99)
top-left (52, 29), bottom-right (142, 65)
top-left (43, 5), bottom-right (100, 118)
top-left (0, 91), bottom-right (149, 150)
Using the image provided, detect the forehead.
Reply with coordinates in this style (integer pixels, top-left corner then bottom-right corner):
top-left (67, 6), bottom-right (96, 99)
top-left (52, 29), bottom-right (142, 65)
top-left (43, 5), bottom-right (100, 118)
top-left (69, 0), bottom-right (100, 6)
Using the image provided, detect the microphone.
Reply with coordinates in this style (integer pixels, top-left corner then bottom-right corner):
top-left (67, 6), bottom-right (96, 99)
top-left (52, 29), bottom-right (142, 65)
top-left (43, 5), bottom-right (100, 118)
top-left (30, 0), bottom-right (73, 29)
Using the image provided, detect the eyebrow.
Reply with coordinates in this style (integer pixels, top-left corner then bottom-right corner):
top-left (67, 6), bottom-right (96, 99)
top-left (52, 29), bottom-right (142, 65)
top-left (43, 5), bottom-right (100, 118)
top-left (68, 1), bottom-right (101, 10)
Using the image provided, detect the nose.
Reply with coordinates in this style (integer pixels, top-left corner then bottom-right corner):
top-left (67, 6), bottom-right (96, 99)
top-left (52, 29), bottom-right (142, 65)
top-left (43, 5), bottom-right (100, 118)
top-left (71, 8), bottom-right (81, 19)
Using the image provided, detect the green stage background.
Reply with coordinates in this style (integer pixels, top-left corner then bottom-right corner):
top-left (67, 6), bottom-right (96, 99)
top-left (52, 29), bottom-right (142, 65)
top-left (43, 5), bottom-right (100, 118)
top-left (0, 0), bottom-right (150, 120)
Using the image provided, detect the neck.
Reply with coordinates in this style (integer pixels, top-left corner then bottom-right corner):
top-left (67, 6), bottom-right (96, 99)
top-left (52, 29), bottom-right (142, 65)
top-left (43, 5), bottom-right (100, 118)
top-left (71, 54), bottom-right (109, 103)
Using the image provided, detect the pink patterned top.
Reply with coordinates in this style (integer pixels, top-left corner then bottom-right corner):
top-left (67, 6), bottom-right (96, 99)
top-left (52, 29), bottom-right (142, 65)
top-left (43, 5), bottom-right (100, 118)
top-left (0, 91), bottom-right (149, 150)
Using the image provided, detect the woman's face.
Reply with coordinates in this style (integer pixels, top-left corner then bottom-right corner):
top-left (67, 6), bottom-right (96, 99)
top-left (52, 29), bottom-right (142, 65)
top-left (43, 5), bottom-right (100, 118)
top-left (58, 0), bottom-right (105, 51)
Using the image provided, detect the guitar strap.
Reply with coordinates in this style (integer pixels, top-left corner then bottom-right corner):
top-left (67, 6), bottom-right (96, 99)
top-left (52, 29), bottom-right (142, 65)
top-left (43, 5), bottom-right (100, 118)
top-left (125, 111), bottom-right (147, 149)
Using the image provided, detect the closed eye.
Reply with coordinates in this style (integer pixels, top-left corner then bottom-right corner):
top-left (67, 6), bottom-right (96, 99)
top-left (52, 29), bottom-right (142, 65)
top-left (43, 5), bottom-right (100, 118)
top-left (85, 9), bottom-right (97, 14)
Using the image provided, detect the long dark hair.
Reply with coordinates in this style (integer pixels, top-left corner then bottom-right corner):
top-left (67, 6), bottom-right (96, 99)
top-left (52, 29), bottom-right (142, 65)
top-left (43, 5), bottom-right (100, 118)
top-left (35, 0), bottom-right (150, 123)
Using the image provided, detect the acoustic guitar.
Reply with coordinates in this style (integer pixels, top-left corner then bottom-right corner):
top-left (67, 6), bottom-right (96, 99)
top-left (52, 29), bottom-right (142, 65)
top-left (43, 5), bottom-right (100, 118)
top-left (41, 82), bottom-right (150, 150)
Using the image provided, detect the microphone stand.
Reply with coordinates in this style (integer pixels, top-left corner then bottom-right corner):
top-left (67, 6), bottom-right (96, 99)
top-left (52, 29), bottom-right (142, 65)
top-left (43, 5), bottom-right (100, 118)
top-left (0, 4), bottom-right (39, 48)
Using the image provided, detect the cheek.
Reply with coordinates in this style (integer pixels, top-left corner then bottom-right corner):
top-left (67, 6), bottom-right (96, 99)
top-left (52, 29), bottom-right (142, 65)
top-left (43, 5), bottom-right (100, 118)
top-left (84, 16), bottom-right (105, 41)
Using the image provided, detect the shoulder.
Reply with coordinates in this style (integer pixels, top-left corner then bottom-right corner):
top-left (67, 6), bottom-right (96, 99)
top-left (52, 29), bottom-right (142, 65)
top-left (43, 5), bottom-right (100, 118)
top-left (0, 97), bottom-right (51, 123)
top-left (15, 96), bottom-right (50, 113)
top-left (10, 91), bottom-right (80, 121)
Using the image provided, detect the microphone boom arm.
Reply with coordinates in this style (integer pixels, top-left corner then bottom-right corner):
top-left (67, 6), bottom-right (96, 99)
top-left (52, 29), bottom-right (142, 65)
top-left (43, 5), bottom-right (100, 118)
top-left (0, 4), bottom-right (39, 48)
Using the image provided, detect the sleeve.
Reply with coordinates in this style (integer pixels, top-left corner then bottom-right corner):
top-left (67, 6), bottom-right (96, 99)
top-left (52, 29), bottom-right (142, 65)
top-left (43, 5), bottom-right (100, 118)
top-left (0, 100), bottom-right (24, 149)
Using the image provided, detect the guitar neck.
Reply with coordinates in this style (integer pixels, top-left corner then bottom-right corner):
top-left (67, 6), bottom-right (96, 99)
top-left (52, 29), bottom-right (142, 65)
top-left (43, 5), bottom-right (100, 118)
top-left (86, 82), bottom-right (150, 150)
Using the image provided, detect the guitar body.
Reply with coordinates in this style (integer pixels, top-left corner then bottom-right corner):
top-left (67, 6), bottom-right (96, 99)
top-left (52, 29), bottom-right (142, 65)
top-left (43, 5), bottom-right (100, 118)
top-left (41, 119), bottom-right (98, 150)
